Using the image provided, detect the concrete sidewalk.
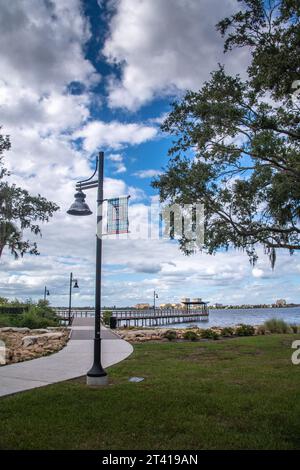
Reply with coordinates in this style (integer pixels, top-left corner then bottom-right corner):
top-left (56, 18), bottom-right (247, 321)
top-left (0, 319), bottom-right (133, 397)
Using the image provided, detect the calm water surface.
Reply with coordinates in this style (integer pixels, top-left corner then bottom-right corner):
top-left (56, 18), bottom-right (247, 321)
top-left (170, 307), bottom-right (300, 329)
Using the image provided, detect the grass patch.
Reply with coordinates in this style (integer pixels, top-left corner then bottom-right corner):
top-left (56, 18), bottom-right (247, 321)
top-left (1, 335), bottom-right (300, 450)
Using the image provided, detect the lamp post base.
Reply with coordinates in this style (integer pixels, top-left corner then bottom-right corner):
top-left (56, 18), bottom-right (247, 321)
top-left (86, 374), bottom-right (108, 386)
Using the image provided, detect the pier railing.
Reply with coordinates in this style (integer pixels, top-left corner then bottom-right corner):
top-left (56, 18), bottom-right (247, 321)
top-left (54, 307), bottom-right (209, 327)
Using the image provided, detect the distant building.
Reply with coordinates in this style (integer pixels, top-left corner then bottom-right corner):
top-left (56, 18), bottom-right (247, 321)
top-left (275, 299), bottom-right (287, 307)
top-left (135, 303), bottom-right (150, 310)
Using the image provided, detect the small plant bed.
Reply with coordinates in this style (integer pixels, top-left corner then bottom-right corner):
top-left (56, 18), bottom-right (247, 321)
top-left (116, 319), bottom-right (299, 344)
top-left (0, 327), bottom-right (70, 365)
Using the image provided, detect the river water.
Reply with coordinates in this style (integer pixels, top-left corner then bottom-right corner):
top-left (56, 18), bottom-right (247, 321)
top-left (168, 306), bottom-right (300, 329)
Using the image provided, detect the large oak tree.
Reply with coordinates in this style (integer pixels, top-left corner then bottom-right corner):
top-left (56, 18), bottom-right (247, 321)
top-left (153, 0), bottom-right (300, 266)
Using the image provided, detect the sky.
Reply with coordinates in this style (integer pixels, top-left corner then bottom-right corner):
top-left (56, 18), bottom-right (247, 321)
top-left (0, 0), bottom-right (299, 307)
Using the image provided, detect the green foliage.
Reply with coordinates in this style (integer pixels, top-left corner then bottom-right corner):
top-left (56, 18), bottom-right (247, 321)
top-left (183, 330), bottom-right (198, 341)
top-left (0, 129), bottom-right (59, 259)
top-left (163, 330), bottom-right (177, 341)
top-left (2, 336), bottom-right (300, 450)
top-left (221, 327), bottom-right (234, 337)
top-left (256, 325), bottom-right (267, 335)
top-left (235, 324), bottom-right (255, 336)
top-left (264, 318), bottom-right (291, 334)
top-left (0, 305), bottom-right (28, 315)
top-left (103, 310), bottom-right (113, 326)
top-left (152, 1), bottom-right (300, 266)
top-left (0, 315), bottom-right (15, 327)
top-left (201, 329), bottom-right (220, 340)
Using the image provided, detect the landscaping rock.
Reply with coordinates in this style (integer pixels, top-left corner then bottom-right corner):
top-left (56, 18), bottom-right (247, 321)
top-left (0, 328), bottom-right (69, 365)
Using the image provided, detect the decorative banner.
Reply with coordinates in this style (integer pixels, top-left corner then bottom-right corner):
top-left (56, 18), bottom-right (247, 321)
top-left (107, 196), bottom-right (130, 235)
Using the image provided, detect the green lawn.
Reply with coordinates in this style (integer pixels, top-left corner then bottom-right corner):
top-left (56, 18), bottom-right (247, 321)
top-left (1, 335), bottom-right (300, 450)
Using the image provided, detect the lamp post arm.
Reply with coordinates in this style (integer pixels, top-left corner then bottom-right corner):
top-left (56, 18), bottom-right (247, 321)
top-left (68, 272), bottom-right (73, 325)
top-left (77, 156), bottom-right (99, 186)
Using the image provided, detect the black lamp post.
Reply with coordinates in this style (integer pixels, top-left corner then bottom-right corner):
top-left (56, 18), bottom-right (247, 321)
top-left (153, 290), bottom-right (158, 315)
top-left (67, 152), bottom-right (108, 386)
top-left (68, 272), bottom-right (79, 325)
top-left (44, 286), bottom-right (50, 302)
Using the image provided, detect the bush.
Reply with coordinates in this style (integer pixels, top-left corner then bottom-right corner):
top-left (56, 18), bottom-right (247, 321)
top-left (0, 315), bottom-right (16, 327)
top-left (103, 310), bottom-right (113, 326)
top-left (183, 330), bottom-right (198, 341)
top-left (256, 325), bottom-right (267, 335)
top-left (163, 330), bottom-right (177, 341)
top-left (264, 318), bottom-right (290, 334)
top-left (201, 329), bottom-right (220, 340)
top-left (235, 324), bottom-right (255, 336)
top-left (221, 327), bottom-right (234, 337)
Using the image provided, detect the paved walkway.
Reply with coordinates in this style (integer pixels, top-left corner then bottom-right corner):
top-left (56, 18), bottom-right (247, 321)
top-left (0, 318), bottom-right (133, 397)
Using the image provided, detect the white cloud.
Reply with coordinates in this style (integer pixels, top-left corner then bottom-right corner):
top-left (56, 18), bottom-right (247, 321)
top-left (0, 0), bottom-right (297, 309)
top-left (133, 169), bottom-right (162, 178)
top-left (74, 120), bottom-right (157, 151)
top-left (108, 153), bottom-right (127, 173)
top-left (103, 0), bottom-right (249, 110)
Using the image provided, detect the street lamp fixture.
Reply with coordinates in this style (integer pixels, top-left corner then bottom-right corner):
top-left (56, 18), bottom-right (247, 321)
top-left (154, 290), bottom-right (158, 315)
top-left (44, 286), bottom-right (50, 302)
top-left (68, 272), bottom-right (79, 325)
top-left (67, 151), bottom-right (108, 386)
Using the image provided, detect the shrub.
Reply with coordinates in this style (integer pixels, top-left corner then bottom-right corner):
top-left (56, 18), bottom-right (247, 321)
top-left (14, 302), bottom-right (59, 329)
top-left (163, 330), bottom-right (177, 341)
top-left (235, 324), bottom-right (255, 336)
top-left (290, 324), bottom-right (299, 334)
top-left (0, 315), bottom-right (15, 327)
top-left (201, 329), bottom-right (220, 340)
top-left (103, 310), bottom-right (113, 326)
top-left (263, 318), bottom-right (290, 334)
top-left (183, 330), bottom-right (198, 341)
top-left (256, 325), bottom-right (267, 335)
top-left (221, 327), bottom-right (234, 337)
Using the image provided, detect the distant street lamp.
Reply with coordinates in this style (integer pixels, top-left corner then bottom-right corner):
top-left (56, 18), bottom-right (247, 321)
top-left (67, 152), bottom-right (108, 386)
top-left (44, 286), bottom-right (50, 302)
top-left (68, 272), bottom-right (79, 325)
top-left (154, 290), bottom-right (158, 315)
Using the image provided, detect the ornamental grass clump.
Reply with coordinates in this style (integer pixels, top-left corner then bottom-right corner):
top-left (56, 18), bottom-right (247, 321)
top-left (263, 318), bottom-right (291, 334)
top-left (201, 329), bottom-right (220, 340)
top-left (235, 324), bottom-right (255, 336)
top-left (183, 330), bottom-right (199, 341)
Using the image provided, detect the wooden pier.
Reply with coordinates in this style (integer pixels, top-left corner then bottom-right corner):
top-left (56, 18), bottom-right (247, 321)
top-left (111, 309), bottom-right (209, 328)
